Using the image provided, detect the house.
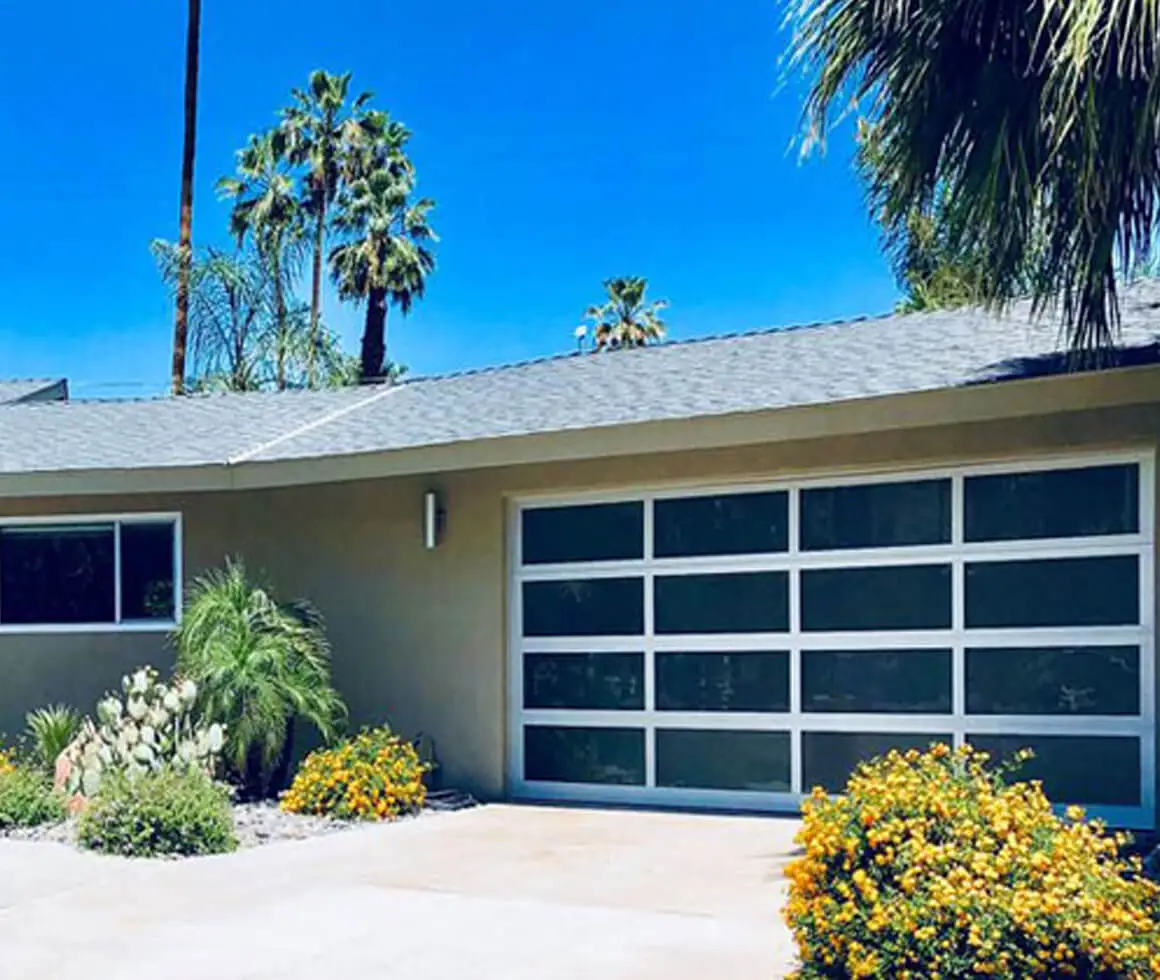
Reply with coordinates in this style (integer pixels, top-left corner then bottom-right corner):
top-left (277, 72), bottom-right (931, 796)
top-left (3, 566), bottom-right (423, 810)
top-left (0, 378), bottom-right (68, 405)
top-left (1, 286), bottom-right (1158, 829)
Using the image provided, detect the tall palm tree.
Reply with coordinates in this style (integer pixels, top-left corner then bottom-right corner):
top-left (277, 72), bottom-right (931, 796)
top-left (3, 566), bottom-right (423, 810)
top-left (329, 169), bottom-right (437, 382)
top-left (218, 130), bottom-right (305, 390)
top-left (580, 277), bottom-right (668, 351)
top-left (171, 0), bottom-right (201, 395)
top-left (790, 0), bottom-right (1160, 352)
top-left (281, 71), bottom-right (375, 382)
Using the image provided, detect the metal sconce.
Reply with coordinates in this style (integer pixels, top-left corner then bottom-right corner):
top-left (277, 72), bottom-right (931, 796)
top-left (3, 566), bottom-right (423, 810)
top-left (423, 489), bottom-right (446, 550)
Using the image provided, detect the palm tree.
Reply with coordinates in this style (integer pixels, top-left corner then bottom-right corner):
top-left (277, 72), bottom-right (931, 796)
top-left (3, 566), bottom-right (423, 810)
top-left (281, 71), bottom-right (376, 382)
top-left (790, 0), bottom-right (1160, 352)
top-left (218, 130), bottom-right (305, 389)
top-left (330, 168), bottom-right (437, 382)
top-left (175, 559), bottom-right (347, 799)
top-left (580, 277), bottom-right (668, 350)
top-left (153, 242), bottom-right (271, 392)
top-left (171, 0), bottom-right (201, 395)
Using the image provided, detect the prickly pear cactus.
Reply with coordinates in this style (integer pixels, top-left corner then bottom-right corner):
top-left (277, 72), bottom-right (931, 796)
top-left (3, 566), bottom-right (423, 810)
top-left (62, 667), bottom-right (224, 798)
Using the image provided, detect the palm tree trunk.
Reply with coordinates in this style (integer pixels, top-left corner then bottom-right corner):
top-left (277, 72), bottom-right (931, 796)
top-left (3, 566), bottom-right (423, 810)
top-left (308, 189), bottom-right (326, 386)
top-left (272, 248), bottom-right (287, 390)
top-left (360, 287), bottom-right (388, 383)
top-left (171, 0), bottom-right (201, 395)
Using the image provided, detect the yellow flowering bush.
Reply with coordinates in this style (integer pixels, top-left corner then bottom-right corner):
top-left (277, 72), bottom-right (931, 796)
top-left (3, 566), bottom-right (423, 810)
top-left (281, 726), bottom-right (429, 821)
top-left (784, 744), bottom-right (1160, 980)
top-left (0, 748), bottom-right (15, 776)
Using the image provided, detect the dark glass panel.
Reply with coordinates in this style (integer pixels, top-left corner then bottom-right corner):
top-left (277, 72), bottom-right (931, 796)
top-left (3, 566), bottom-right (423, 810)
top-left (655, 572), bottom-right (789, 634)
top-left (968, 734), bottom-right (1141, 807)
top-left (656, 729), bottom-right (791, 791)
top-left (803, 732), bottom-right (952, 793)
top-left (654, 491), bottom-right (788, 557)
top-left (0, 525), bottom-right (115, 625)
top-left (965, 557), bottom-right (1139, 628)
top-left (965, 464), bottom-right (1139, 542)
top-left (522, 578), bottom-right (643, 637)
top-left (802, 649), bottom-right (952, 714)
top-left (523, 652), bottom-right (644, 710)
top-left (523, 725), bottom-right (645, 785)
top-left (120, 522), bottom-right (175, 621)
top-left (801, 565), bottom-right (952, 632)
top-left (656, 652), bottom-right (789, 712)
top-left (801, 479), bottom-right (951, 551)
top-left (521, 502), bottom-right (643, 564)
top-left (966, 646), bottom-right (1140, 716)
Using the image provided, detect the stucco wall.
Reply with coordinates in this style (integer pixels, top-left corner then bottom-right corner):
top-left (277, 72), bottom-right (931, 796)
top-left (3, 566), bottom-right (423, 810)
top-left (0, 401), bottom-right (1157, 814)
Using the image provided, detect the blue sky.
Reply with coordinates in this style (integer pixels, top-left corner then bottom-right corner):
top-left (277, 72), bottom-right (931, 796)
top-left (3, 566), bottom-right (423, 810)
top-left (0, 1), bottom-right (895, 397)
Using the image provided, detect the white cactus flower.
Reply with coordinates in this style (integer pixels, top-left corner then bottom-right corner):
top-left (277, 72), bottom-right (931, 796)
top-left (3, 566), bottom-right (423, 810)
top-left (127, 697), bottom-right (147, 721)
top-left (179, 679), bottom-right (197, 703)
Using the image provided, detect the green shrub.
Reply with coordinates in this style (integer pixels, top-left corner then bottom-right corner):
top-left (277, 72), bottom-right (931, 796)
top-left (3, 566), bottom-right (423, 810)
top-left (0, 764), bottom-right (66, 830)
top-left (175, 559), bottom-right (347, 799)
top-left (281, 725), bottom-right (429, 820)
top-left (76, 767), bottom-right (237, 858)
top-left (784, 744), bottom-right (1160, 980)
top-left (25, 704), bottom-right (81, 772)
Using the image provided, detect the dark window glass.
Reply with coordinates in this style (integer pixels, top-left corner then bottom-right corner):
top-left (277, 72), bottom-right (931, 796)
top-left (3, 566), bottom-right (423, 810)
top-left (801, 479), bottom-right (951, 551)
top-left (523, 652), bottom-right (644, 710)
top-left (968, 734), bottom-right (1141, 807)
top-left (966, 646), bottom-right (1140, 716)
top-left (965, 556), bottom-right (1139, 628)
top-left (655, 572), bottom-right (789, 634)
top-left (965, 464), bottom-right (1139, 542)
top-left (803, 732), bottom-right (952, 793)
top-left (120, 523), bottom-right (175, 621)
top-left (801, 565), bottom-right (952, 632)
top-left (654, 491), bottom-right (788, 558)
top-left (522, 578), bottom-right (643, 637)
top-left (802, 649), bottom-right (952, 714)
top-left (523, 725), bottom-right (645, 785)
top-left (656, 652), bottom-right (789, 712)
top-left (656, 729), bottom-right (791, 791)
top-left (0, 525), bottom-right (115, 625)
top-left (521, 503), bottom-right (643, 564)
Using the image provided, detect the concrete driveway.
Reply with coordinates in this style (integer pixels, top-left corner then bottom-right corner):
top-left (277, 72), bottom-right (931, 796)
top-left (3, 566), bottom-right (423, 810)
top-left (0, 804), bottom-right (798, 980)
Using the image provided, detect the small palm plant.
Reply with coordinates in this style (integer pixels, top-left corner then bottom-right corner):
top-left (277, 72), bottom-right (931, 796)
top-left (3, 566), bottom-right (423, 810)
top-left (174, 559), bottom-right (347, 799)
top-left (579, 277), bottom-right (668, 351)
top-left (25, 704), bottom-right (82, 773)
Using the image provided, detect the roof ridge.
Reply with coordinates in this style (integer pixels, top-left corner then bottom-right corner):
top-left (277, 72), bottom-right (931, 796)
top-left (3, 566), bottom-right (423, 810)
top-left (226, 382), bottom-right (401, 465)
top-left (397, 308), bottom-right (903, 388)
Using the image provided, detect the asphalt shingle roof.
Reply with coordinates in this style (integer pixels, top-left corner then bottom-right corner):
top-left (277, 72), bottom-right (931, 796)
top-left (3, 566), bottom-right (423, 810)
top-left (3, 283), bottom-right (1160, 477)
top-left (0, 379), bottom-right (67, 405)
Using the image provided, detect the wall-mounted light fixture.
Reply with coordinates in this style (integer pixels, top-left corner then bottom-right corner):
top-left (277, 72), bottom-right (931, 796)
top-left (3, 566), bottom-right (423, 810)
top-left (423, 489), bottom-right (446, 550)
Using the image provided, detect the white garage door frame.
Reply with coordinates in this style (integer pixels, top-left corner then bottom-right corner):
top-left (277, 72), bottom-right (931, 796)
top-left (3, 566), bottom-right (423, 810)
top-left (506, 449), bottom-right (1156, 829)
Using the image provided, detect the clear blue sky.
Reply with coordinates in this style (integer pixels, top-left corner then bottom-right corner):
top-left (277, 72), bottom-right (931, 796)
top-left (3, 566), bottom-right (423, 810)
top-left (0, 0), bottom-right (896, 398)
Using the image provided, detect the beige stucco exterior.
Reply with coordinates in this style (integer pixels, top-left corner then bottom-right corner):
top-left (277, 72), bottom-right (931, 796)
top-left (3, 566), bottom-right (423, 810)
top-left (1, 373), bottom-right (1158, 821)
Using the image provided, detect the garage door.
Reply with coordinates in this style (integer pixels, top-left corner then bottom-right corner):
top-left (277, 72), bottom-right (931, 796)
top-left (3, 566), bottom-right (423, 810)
top-left (508, 453), bottom-right (1155, 828)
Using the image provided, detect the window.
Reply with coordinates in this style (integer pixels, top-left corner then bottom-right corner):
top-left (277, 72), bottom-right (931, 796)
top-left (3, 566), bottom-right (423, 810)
top-left (966, 646), bottom-right (1140, 716)
top-left (654, 491), bottom-right (788, 557)
top-left (965, 556), bottom-right (1139, 628)
top-left (802, 479), bottom-right (950, 551)
top-left (524, 652), bottom-right (644, 710)
top-left (802, 650), bottom-right (952, 714)
top-left (522, 578), bottom-right (643, 637)
top-left (654, 572), bottom-right (789, 634)
top-left (801, 565), bottom-right (952, 631)
top-left (965, 464), bottom-right (1138, 542)
top-left (656, 651), bottom-right (789, 713)
top-left (523, 725), bottom-right (645, 785)
top-left (656, 729), bottom-right (791, 791)
top-left (521, 503), bottom-right (643, 564)
top-left (0, 517), bottom-right (180, 629)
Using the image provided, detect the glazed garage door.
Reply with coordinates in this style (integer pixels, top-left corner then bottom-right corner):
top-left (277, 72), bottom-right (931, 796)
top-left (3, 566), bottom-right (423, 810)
top-left (508, 454), bottom-right (1156, 828)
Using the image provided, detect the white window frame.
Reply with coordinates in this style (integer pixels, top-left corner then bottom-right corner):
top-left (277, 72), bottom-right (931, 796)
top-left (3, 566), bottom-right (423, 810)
top-left (507, 450), bottom-right (1156, 829)
top-left (0, 512), bottom-right (183, 634)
